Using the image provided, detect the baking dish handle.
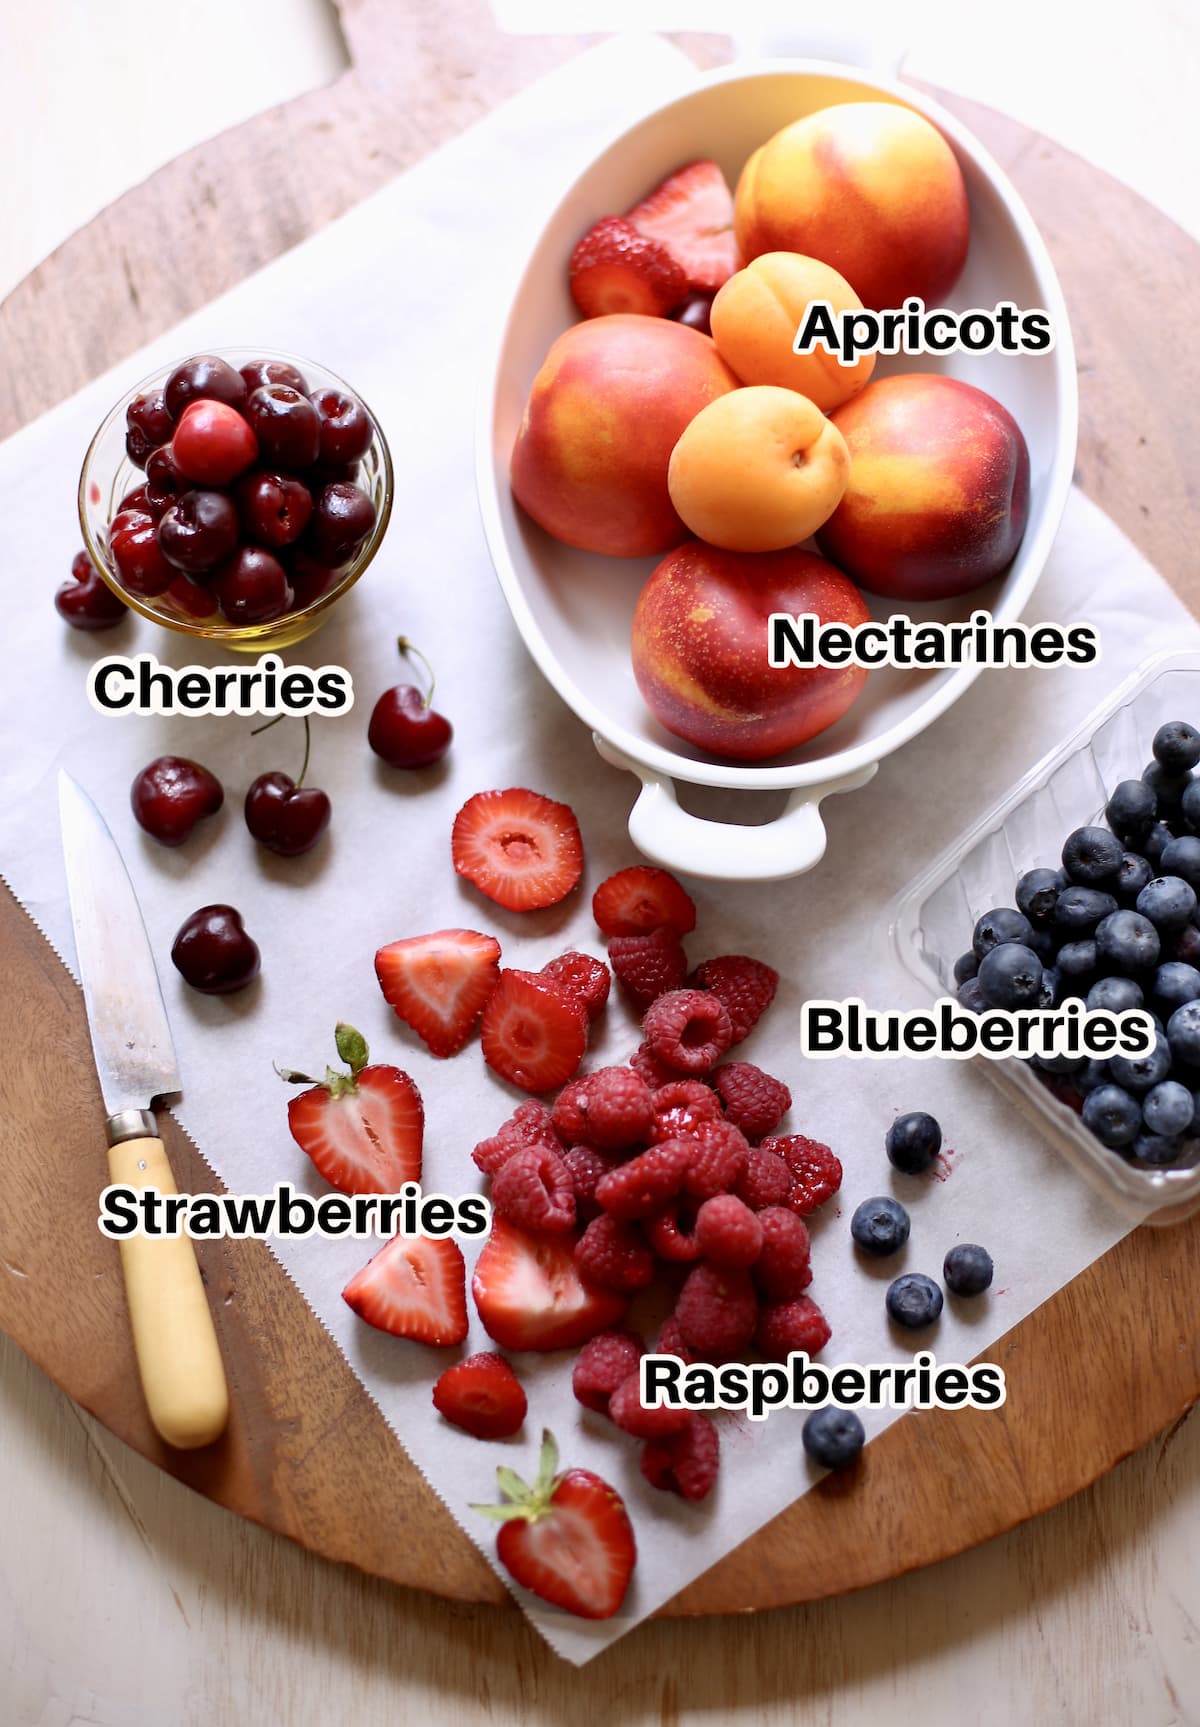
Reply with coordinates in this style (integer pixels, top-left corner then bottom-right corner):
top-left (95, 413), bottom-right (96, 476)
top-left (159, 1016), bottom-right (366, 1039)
top-left (594, 738), bottom-right (878, 883)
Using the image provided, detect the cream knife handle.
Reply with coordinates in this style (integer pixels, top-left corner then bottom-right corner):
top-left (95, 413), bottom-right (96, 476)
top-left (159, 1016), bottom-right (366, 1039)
top-left (107, 1135), bottom-right (229, 1450)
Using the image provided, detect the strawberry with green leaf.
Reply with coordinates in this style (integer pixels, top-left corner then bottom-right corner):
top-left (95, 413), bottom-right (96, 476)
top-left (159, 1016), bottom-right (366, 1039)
top-left (280, 1022), bottom-right (423, 1196)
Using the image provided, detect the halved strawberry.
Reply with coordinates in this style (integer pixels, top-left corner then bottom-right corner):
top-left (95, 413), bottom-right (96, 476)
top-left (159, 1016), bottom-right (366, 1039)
top-left (473, 1430), bottom-right (636, 1620)
top-left (626, 161), bottom-right (738, 292)
top-left (433, 1351), bottom-right (527, 1439)
top-left (282, 1023), bottom-right (423, 1196)
top-left (481, 970), bottom-right (587, 1094)
top-left (593, 865), bottom-right (697, 937)
top-left (375, 928), bottom-right (501, 1057)
top-left (343, 1233), bottom-right (467, 1346)
top-left (569, 215), bottom-right (687, 319)
top-left (452, 787), bottom-right (583, 913)
top-left (472, 1218), bottom-right (627, 1351)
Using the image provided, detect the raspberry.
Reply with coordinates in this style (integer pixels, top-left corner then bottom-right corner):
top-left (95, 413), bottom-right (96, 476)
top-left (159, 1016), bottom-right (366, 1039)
top-left (608, 1370), bottom-right (693, 1439)
top-left (593, 866), bottom-right (697, 938)
top-left (753, 1207), bottom-right (812, 1300)
top-left (490, 1144), bottom-right (576, 1233)
top-left (562, 1143), bottom-right (620, 1220)
top-left (713, 1062), bottom-right (791, 1141)
top-left (643, 989), bottom-right (733, 1076)
top-left (684, 1118), bottom-right (749, 1199)
top-left (654, 1312), bottom-right (699, 1364)
top-left (756, 1295), bottom-right (831, 1361)
top-left (676, 1264), bottom-right (758, 1358)
top-left (694, 1194), bottom-right (763, 1268)
top-left (629, 1042), bottom-right (679, 1089)
top-left (644, 1195), bottom-right (702, 1262)
top-left (762, 1134), bottom-right (843, 1215)
top-left (551, 1075), bottom-right (593, 1145)
top-left (471, 1101), bottom-right (559, 1175)
top-left (693, 954), bottom-right (779, 1043)
top-left (641, 1413), bottom-right (720, 1501)
top-left (576, 1066), bottom-right (655, 1151)
top-left (572, 1329), bottom-right (644, 1413)
top-left (649, 1079), bottom-right (722, 1142)
top-left (609, 928), bottom-right (688, 1010)
top-left (735, 1148), bottom-right (793, 1211)
top-left (575, 1214), bottom-right (655, 1292)
top-left (539, 950), bottom-right (611, 1020)
top-left (594, 1139), bottom-right (692, 1219)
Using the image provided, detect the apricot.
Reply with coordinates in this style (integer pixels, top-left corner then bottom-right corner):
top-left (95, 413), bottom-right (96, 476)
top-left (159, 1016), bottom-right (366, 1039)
top-left (667, 385), bottom-right (850, 553)
top-left (734, 103), bottom-right (969, 311)
top-left (710, 252), bottom-right (875, 411)
top-left (509, 314), bottom-right (737, 558)
top-left (815, 374), bottom-right (1030, 600)
top-left (631, 540), bottom-right (869, 761)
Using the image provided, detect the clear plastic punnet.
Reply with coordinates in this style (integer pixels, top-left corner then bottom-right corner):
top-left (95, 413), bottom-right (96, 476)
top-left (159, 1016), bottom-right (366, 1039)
top-left (892, 650), bottom-right (1200, 1226)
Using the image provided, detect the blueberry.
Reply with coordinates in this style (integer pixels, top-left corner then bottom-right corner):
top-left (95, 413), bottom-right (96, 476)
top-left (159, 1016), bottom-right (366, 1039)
top-left (1143, 760), bottom-right (1193, 812)
top-left (1038, 966), bottom-right (1061, 1007)
top-left (1141, 1079), bottom-right (1194, 1137)
top-left (850, 1196), bottom-right (911, 1257)
top-left (1062, 825), bottom-right (1124, 885)
top-left (1025, 925), bottom-right (1058, 963)
top-left (1167, 999), bottom-right (1200, 1066)
top-left (1133, 1132), bottom-right (1184, 1166)
top-left (1173, 924), bottom-right (1200, 966)
top-left (1054, 885), bottom-right (1118, 935)
top-left (977, 941), bottom-right (1043, 1009)
top-left (1105, 779), bottom-right (1157, 841)
top-left (1143, 821), bottom-right (1176, 865)
top-left (1160, 836), bottom-right (1200, 888)
top-left (802, 1406), bottom-right (865, 1471)
top-left (943, 1243), bottom-right (994, 1296)
top-left (1077, 1058), bottom-right (1113, 1093)
top-left (1115, 851), bottom-right (1154, 903)
top-left (1094, 909), bottom-right (1160, 974)
top-left (1036, 1050), bottom-right (1086, 1074)
top-left (1087, 975), bottom-right (1144, 1013)
top-left (885, 1112), bottom-right (942, 1175)
top-left (886, 1273), bottom-right (943, 1329)
top-left (1136, 875), bottom-right (1197, 933)
top-left (957, 977), bottom-right (986, 1012)
top-left (1182, 778), bottom-right (1200, 831)
top-left (1109, 1029), bottom-right (1171, 1093)
top-left (1055, 939), bottom-right (1097, 983)
top-left (1151, 961), bottom-right (1200, 1016)
top-left (1081, 1083), bottom-right (1142, 1148)
top-left (952, 950), bottom-right (978, 984)
top-left (1152, 720), bottom-right (1200, 773)
top-left (1015, 867), bottom-right (1063, 924)
top-left (972, 906), bottom-right (1034, 959)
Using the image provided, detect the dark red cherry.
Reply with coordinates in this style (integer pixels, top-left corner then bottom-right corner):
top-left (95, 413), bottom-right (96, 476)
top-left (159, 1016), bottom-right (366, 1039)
top-left (368, 686), bottom-right (453, 768)
top-left (171, 905), bottom-right (260, 995)
top-left (211, 545), bottom-right (293, 624)
top-left (125, 388), bottom-right (173, 467)
top-left (239, 358), bottom-right (307, 394)
top-left (245, 384), bottom-right (321, 469)
top-left (172, 400), bottom-right (258, 485)
top-left (118, 483), bottom-right (151, 513)
top-left (131, 756), bottom-right (224, 846)
top-left (672, 293), bottom-right (715, 336)
top-left (56, 549), bottom-right (129, 631)
top-left (157, 489), bottom-right (240, 573)
top-left (110, 508), bottom-right (174, 596)
top-left (144, 445), bottom-right (185, 517)
top-left (166, 574), bottom-right (218, 619)
top-left (164, 355), bottom-right (247, 421)
top-left (244, 771), bottom-right (331, 856)
top-left (308, 481), bottom-right (376, 565)
top-left (235, 470), bottom-right (313, 547)
top-left (311, 388), bottom-right (372, 467)
top-left (285, 546), bottom-right (343, 610)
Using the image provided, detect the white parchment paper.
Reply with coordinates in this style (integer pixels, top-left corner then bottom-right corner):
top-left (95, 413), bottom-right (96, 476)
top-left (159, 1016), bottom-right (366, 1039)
top-left (1, 37), bottom-right (1196, 1663)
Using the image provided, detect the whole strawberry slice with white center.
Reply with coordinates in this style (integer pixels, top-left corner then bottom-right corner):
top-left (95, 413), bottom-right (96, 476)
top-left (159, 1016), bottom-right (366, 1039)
top-left (452, 787), bottom-right (583, 912)
top-left (375, 928), bottom-right (501, 1057)
top-left (343, 1232), bottom-right (468, 1346)
top-left (280, 1022), bottom-right (423, 1195)
top-left (569, 215), bottom-right (687, 319)
top-left (472, 1218), bottom-right (627, 1351)
top-left (626, 160), bottom-right (738, 292)
top-left (472, 1429), bottom-right (636, 1620)
top-left (481, 970), bottom-right (587, 1093)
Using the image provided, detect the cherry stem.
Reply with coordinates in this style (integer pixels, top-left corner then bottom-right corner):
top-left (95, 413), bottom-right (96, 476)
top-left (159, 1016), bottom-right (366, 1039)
top-left (250, 712), bottom-right (312, 788)
top-left (251, 715), bottom-right (285, 737)
top-left (397, 636), bottom-right (435, 711)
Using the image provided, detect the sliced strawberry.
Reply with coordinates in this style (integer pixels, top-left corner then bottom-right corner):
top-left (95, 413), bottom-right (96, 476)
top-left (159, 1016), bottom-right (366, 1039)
top-left (343, 1233), bottom-right (467, 1346)
top-left (569, 215), bottom-right (687, 319)
top-left (452, 787), bottom-right (583, 913)
top-left (375, 928), bottom-right (501, 1057)
top-left (472, 1218), bottom-right (627, 1351)
top-left (626, 161), bottom-right (738, 292)
top-left (433, 1351), bottom-right (527, 1439)
top-left (474, 1430), bottom-right (636, 1620)
top-left (481, 969), bottom-right (588, 1094)
top-left (282, 1023), bottom-right (423, 1196)
top-left (593, 866), bottom-right (697, 937)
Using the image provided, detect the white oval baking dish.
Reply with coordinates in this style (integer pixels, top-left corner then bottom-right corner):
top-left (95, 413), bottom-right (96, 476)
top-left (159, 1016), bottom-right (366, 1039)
top-left (476, 59), bottom-right (1077, 881)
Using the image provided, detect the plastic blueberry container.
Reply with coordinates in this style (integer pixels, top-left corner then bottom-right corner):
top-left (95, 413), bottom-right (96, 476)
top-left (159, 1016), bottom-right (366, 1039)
top-left (891, 649), bottom-right (1200, 1226)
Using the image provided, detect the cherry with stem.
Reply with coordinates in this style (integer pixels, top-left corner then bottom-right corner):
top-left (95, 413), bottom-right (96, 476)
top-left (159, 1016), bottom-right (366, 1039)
top-left (368, 636), bottom-right (453, 769)
top-left (244, 715), bottom-right (332, 856)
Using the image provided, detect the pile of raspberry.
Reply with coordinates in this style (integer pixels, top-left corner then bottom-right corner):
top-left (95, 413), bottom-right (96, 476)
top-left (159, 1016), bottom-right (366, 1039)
top-left (471, 865), bottom-right (842, 1503)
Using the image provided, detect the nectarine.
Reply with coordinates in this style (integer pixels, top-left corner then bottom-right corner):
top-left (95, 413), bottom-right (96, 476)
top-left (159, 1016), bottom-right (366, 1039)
top-left (631, 540), bottom-right (869, 761)
top-left (815, 374), bottom-right (1030, 600)
top-left (510, 314), bottom-right (737, 558)
top-left (710, 252), bottom-right (875, 410)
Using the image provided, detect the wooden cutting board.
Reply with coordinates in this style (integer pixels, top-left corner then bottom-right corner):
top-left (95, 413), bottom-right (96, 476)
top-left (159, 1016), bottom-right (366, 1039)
top-left (2, 2), bottom-right (1199, 1618)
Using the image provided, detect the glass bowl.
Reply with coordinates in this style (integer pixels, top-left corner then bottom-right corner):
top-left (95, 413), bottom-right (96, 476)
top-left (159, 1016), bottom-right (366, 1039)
top-left (78, 347), bottom-right (393, 651)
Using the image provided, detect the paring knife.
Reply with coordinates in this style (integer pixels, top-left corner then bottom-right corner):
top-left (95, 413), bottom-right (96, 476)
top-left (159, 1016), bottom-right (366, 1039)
top-left (58, 769), bottom-right (229, 1450)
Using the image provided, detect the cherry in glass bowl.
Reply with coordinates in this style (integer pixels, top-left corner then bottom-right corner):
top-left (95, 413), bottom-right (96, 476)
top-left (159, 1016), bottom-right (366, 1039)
top-left (78, 347), bottom-right (393, 651)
